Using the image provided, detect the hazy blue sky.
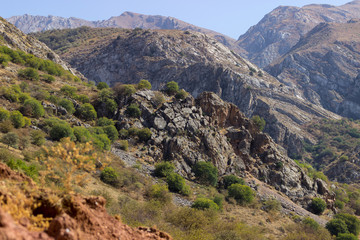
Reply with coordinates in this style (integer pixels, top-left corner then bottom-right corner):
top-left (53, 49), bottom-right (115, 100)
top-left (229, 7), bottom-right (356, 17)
top-left (1, 0), bottom-right (352, 39)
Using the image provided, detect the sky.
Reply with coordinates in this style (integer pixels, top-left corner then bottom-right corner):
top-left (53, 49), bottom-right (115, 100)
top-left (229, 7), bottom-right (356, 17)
top-left (0, 0), bottom-right (352, 39)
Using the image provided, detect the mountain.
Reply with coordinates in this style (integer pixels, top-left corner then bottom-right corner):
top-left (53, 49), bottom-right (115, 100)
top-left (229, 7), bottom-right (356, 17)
top-left (7, 12), bottom-right (244, 55)
top-left (237, 0), bottom-right (360, 68)
top-left (33, 27), bottom-right (340, 159)
top-left (266, 20), bottom-right (360, 120)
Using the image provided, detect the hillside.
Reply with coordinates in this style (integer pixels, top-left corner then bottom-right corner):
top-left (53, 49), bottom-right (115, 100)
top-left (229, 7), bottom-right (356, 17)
top-left (7, 12), bottom-right (244, 55)
top-left (266, 20), bottom-right (360, 120)
top-left (237, 0), bottom-right (360, 67)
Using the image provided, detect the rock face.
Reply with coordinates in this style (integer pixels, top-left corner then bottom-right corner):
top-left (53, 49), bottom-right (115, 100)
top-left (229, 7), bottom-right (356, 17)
top-left (113, 90), bottom-right (334, 206)
top-left (237, 0), bottom-right (360, 67)
top-left (7, 12), bottom-right (243, 54)
top-left (266, 20), bottom-right (360, 119)
top-left (35, 26), bottom-right (340, 157)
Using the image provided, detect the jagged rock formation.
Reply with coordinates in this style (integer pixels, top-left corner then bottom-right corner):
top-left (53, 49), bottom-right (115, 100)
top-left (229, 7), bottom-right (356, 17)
top-left (237, 0), bottom-right (360, 67)
top-left (0, 17), bottom-right (83, 78)
top-left (7, 12), bottom-right (243, 54)
top-left (35, 27), bottom-right (339, 157)
top-left (112, 90), bottom-right (334, 207)
top-left (266, 20), bottom-right (360, 119)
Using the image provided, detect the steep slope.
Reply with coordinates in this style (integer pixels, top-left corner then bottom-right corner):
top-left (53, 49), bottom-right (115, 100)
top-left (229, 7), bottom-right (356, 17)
top-left (237, 0), bottom-right (360, 67)
top-left (34, 27), bottom-right (340, 157)
top-left (266, 20), bottom-right (360, 119)
top-left (7, 12), bottom-right (243, 54)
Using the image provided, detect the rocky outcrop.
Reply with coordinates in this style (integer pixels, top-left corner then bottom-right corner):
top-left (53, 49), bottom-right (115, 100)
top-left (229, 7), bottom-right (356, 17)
top-left (113, 90), bottom-right (334, 206)
top-left (266, 20), bottom-right (360, 119)
top-left (37, 27), bottom-right (339, 157)
top-left (7, 12), bottom-right (243, 54)
top-left (237, 1), bottom-right (360, 67)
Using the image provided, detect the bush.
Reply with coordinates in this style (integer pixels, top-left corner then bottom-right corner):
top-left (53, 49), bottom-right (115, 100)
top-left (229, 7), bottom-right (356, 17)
top-left (18, 67), bottom-right (39, 81)
top-left (119, 129), bottom-right (129, 139)
top-left (102, 125), bottom-right (119, 142)
top-left (152, 92), bottom-right (165, 107)
top-left (326, 219), bottom-right (349, 236)
top-left (147, 184), bottom-right (171, 204)
top-left (175, 89), bottom-right (188, 100)
top-left (100, 167), bottom-right (119, 187)
top-left (336, 233), bottom-right (358, 240)
top-left (10, 111), bottom-right (25, 128)
top-left (60, 85), bottom-right (77, 97)
top-left (228, 184), bottom-right (254, 205)
top-left (22, 99), bottom-right (45, 118)
top-left (97, 117), bottom-right (114, 126)
top-left (193, 161), bottom-right (218, 186)
top-left (154, 162), bottom-right (175, 177)
top-left (252, 115), bottom-right (266, 132)
top-left (126, 103), bottom-right (141, 118)
top-left (165, 81), bottom-right (179, 95)
top-left (262, 198), bottom-right (282, 212)
top-left (335, 200), bottom-right (345, 210)
top-left (0, 108), bottom-right (10, 122)
top-left (42, 74), bottom-right (55, 83)
top-left (310, 198), bottom-right (327, 215)
top-left (303, 217), bottom-right (320, 230)
top-left (73, 126), bottom-right (92, 143)
top-left (118, 140), bottom-right (128, 151)
top-left (335, 213), bottom-right (360, 236)
top-left (97, 82), bottom-right (109, 90)
top-left (30, 130), bottom-right (45, 146)
top-left (137, 128), bottom-right (152, 142)
top-left (50, 123), bottom-right (74, 141)
top-left (0, 53), bottom-right (11, 67)
top-left (77, 103), bottom-right (97, 121)
top-left (137, 79), bottom-right (152, 90)
top-left (0, 120), bottom-right (13, 133)
top-left (76, 94), bottom-right (90, 103)
top-left (114, 83), bottom-right (136, 97)
top-left (18, 93), bottom-right (31, 103)
top-left (1, 132), bottom-right (19, 148)
top-left (59, 99), bottom-right (75, 115)
top-left (166, 172), bottom-right (190, 195)
top-left (223, 175), bottom-right (245, 189)
top-left (92, 133), bottom-right (111, 150)
top-left (192, 198), bottom-right (219, 211)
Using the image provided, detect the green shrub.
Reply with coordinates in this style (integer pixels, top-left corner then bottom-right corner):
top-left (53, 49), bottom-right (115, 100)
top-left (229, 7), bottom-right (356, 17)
top-left (147, 184), bottom-right (171, 204)
top-left (335, 200), bottom-right (345, 210)
top-left (22, 99), bottom-right (45, 118)
top-left (1, 132), bottom-right (19, 148)
top-left (0, 120), bottom-right (13, 133)
top-left (97, 117), bottom-right (114, 126)
top-left (60, 85), bottom-right (77, 97)
top-left (6, 158), bottom-right (38, 180)
top-left (223, 175), bottom-right (245, 189)
top-left (154, 162), bottom-right (175, 177)
top-left (310, 198), bottom-right (326, 215)
top-left (303, 217), bottom-right (320, 230)
top-left (137, 128), bottom-right (152, 142)
top-left (228, 184), bottom-right (254, 205)
top-left (114, 83), bottom-right (136, 97)
top-left (100, 167), bottom-right (119, 187)
top-left (152, 92), bottom-right (165, 107)
top-left (102, 125), bottom-right (119, 142)
top-left (118, 140), bottom-right (128, 151)
top-left (126, 103), bottom-right (141, 118)
top-left (73, 126), bottom-right (92, 143)
top-left (18, 93), bottom-right (31, 103)
top-left (193, 161), bottom-right (218, 186)
top-left (251, 115), bottom-right (266, 132)
top-left (30, 130), bottom-right (45, 146)
top-left (76, 94), bottom-right (90, 103)
top-left (42, 74), bottom-right (55, 83)
top-left (10, 111), bottom-right (25, 128)
top-left (92, 133), bottom-right (111, 150)
top-left (0, 108), bottom-right (10, 122)
top-left (0, 148), bottom-right (16, 162)
top-left (137, 79), bottom-right (152, 90)
top-left (119, 129), bottom-right (129, 139)
top-left (77, 103), bottom-right (97, 121)
top-left (262, 198), bottom-right (282, 212)
top-left (18, 67), bottom-right (39, 81)
top-left (336, 233), bottom-right (358, 240)
top-left (50, 123), bottom-right (74, 141)
top-left (59, 99), bottom-right (75, 115)
top-left (192, 198), bottom-right (219, 211)
top-left (0, 53), bottom-right (11, 67)
top-left (175, 89), bottom-right (188, 100)
top-left (326, 219), bottom-right (349, 236)
top-left (213, 195), bottom-right (224, 209)
top-left (165, 81), bottom-right (179, 95)
top-left (166, 172), bottom-right (190, 195)
top-left (33, 90), bottom-right (50, 101)
top-left (97, 82), bottom-right (109, 90)
top-left (2, 86), bottom-right (19, 102)
top-left (335, 213), bottom-right (360, 236)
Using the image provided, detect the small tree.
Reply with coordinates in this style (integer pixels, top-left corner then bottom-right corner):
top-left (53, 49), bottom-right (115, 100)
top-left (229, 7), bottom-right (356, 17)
top-left (77, 103), bottom-right (97, 121)
top-left (59, 99), bottom-right (75, 115)
top-left (326, 219), bottom-right (349, 236)
top-left (154, 162), bottom-right (175, 177)
top-left (228, 184), bottom-right (254, 205)
top-left (165, 81), bottom-right (179, 95)
top-left (335, 213), bottom-right (360, 236)
top-left (252, 115), bottom-right (266, 132)
top-left (10, 111), bottom-right (25, 128)
top-left (193, 161), bottom-right (218, 186)
top-left (100, 167), bottom-right (119, 187)
top-left (175, 89), bottom-right (188, 100)
top-left (310, 197), bottom-right (326, 215)
top-left (192, 198), bottom-right (219, 211)
top-left (97, 82), bottom-right (109, 90)
top-left (97, 117), bottom-right (114, 126)
top-left (102, 125), bottom-right (119, 142)
top-left (60, 85), bottom-right (77, 97)
top-left (22, 99), bottom-right (45, 118)
top-left (147, 184), bottom-right (171, 204)
top-left (50, 123), bottom-right (74, 141)
top-left (223, 175), bottom-right (245, 189)
top-left (166, 172), bottom-right (190, 196)
top-left (137, 128), bottom-right (152, 142)
top-left (73, 126), bottom-right (92, 143)
top-left (137, 79), bottom-right (152, 90)
top-left (113, 83), bottom-right (136, 97)
top-left (1, 132), bottom-right (19, 148)
top-left (125, 103), bottom-right (141, 118)
top-left (30, 130), bottom-right (45, 146)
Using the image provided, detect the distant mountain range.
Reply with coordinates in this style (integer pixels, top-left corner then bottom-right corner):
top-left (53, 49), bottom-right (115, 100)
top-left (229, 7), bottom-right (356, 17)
top-left (7, 12), bottom-right (244, 55)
